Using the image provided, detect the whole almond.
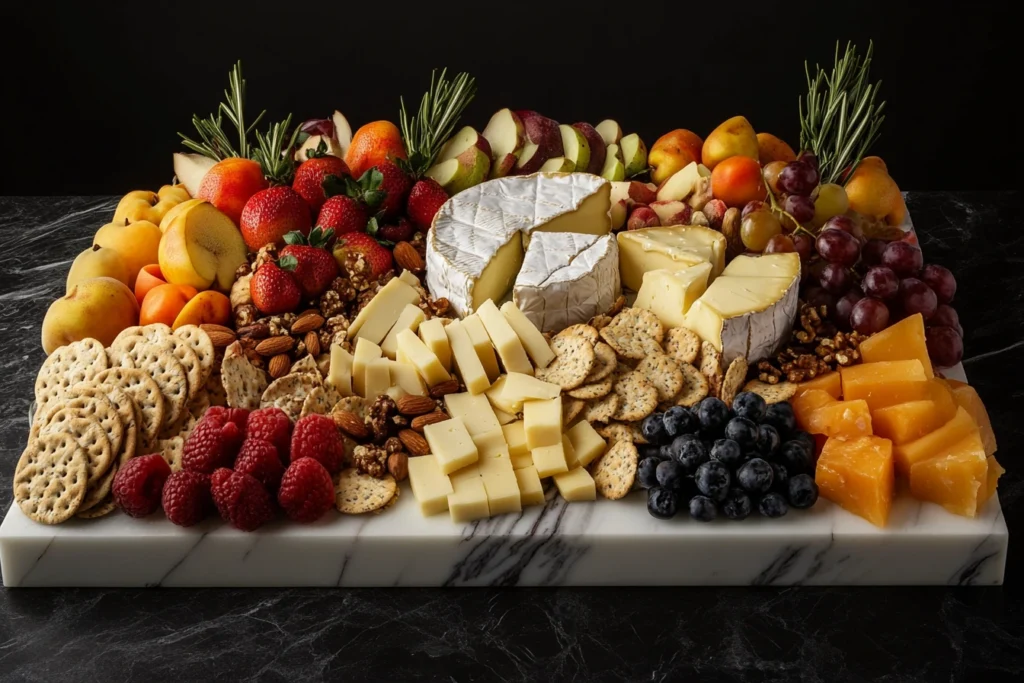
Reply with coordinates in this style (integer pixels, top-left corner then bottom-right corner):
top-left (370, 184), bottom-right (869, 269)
top-left (255, 335), bottom-right (295, 356)
top-left (236, 323), bottom-right (271, 340)
top-left (396, 395), bottom-right (436, 416)
top-left (398, 429), bottom-right (430, 456)
top-left (387, 452), bottom-right (409, 481)
top-left (428, 379), bottom-right (460, 399)
top-left (304, 330), bottom-right (320, 357)
top-left (200, 324), bottom-right (237, 347)
top-left (291, 311), bottom-right (325, 334)
top-left (411, 411), bottom-right (449, 432)
top-left (268, 354), bottom-right (291, 379)
top-left (333, 410), bottom-right (370, 439)
top-left (394, 241), bottom-right (425, 273)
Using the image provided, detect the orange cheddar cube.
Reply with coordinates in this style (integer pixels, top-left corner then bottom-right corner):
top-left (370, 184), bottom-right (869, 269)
top-left (978, 456), bottom-right (1005, 512)
top-left (892, 406), bottom-right (979, 478)
top-left (793, 389), bottom-right (837, 431)
top-left (841, 360), bottom-right (930, 411)
top-left (925, 378), bottom-right (959, 423)
top-left (795, 371), bottom-right (842, 399)
top-left (858, 313), bottom-right (934, 378)
top-left (806, 399), bottom-right (873, 439)
top-left (946, 381), bottom-right (997, 456)
top-left (909, 431), bottom-right (988, 517)
top-left (816, 435), bottom-right (894, 527)
top-left (871, 400), bottom-right (947, 445)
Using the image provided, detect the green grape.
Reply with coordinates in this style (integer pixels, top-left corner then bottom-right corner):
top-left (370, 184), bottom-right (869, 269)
top-left (812, 183), bottom-right (850, 227)
top-left (740, 211), bottom-right (783, 252)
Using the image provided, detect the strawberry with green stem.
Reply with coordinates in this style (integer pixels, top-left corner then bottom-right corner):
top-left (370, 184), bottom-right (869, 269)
top-left (279, 227), bottom-right (339, 298)
top-left (334, 232), bottom-right (393, 281)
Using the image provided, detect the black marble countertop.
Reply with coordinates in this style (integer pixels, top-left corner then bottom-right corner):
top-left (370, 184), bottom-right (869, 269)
top-left (0, 193), bottom-right (1021, 681)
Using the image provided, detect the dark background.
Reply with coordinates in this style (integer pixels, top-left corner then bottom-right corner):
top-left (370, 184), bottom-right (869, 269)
top-left (1, 0), bottom-right (1017, 195)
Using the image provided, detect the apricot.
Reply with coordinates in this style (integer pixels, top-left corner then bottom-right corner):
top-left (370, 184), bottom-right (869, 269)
top-left (649, 129), bottom-right (703, 185)
top-left (345, 121), bottom-right (407, 178)
top-left (196, 158), bottom-right (268, 226)
top-left (844, 159), bottom-right (904, 226)
top-left (92, 219), bottom-right (163, 287)
top-left (711, 156), bottom-right (766, 207)
top-left (113, 185), bottom-right (190, 226)
top-left (173, 290), bottom-right (231, 329)
top-left (41, 277), bottom-right (139, 354)
top-left (701, 116), bottom-right (759, 170)
top-left (66, 244), bottom-right (131, 294)
top-left (805, 399), bottom-right (873, 439)
top-left (816, 435), bottom-right (894, 527)
top-left (756, 133), bottom-right (797, 164)
top-left (141, 283), bottom-right (198, 328)
top-left (795, 372), bottom-right (842, 399)
top-left (909, 431), bottom-right (988, 517)
top-left (134, 264), bottom-right (166, 305)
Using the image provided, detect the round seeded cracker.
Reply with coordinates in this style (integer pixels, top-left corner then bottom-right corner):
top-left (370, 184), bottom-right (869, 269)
top-left (335, 468), bottom-right (398, 514)
top-left (555, 324), bottom-right (600, 346)
top-left (674, 363), bottom-right (710, 407)
top-left (94, 367), bottom-right (165, 450)
top-left (156, 436), bottom-right (184, 472)
top-left (721, 357), bottom-right (749, 407)
top-left (78, 496), bottom-right (117, 519)
top-left (33, 338), bottom-right (108, 416)
top-left (89, 383), bottom-right (138, 466)
top-left (595, 421), bottom-right (648, 445)
top-left (599, 309), bottom-right (665, 360)
top-left (584, 342), bottom-right (617, 383)
top-left (14, 433), bottom-right (88, 524)
top-left (36, 391), bottom-right (123, 464)
top-left (562, 397), bottom-right (586, 425)
top-left (742, 379), bottom-right (798, 404)
top-left (567, 375), bottom-right (614, 400)
top-left (612, 371), bottom-right (659, 422)
top-left (584, 392), bottom-right (620, 423)
top-left (590, 439), bottom-right (638, 500)
top-left (634, 353), bottom-right (685, 403)
top-left (114, 331), bottom-right (201, 403)
top-left (79, 462), bottom-right (116, 513)
top-left (262, 372), bottom-right (318, 422)
top-left (535, 333), bottom-right (595, 390)
top-left (698, 341), bottom-right (724, 399)
top-left (664, 327), bottom-right (701, 366)
top-left (113, 340), bottom-right (188, 426)
top-left (300, 385), bottom-right (332, 418)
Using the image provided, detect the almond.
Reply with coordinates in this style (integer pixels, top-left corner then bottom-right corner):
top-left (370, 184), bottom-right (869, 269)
top-left (428, 379), bottom-right (460, 399)
top-left (200, 324), bottom-right (237, 347)
top-left (394, 241), bottom-right (425, 273)
top-left (304, 330), bottom-right (320, 357)
top-left (398, 429), bottom-right (430, 456)
top-left (268, 354), bottom-right (291, 379)
top-left (255, 335), bottom-right (295, 356)
top-left (396, 395), bottom-right (436, 416)
top-left (333, 410), bottom-right (370, 439)
top-left (291, 311), bottom-right (325, 334)
top-left (387, 452), bottom-right (409, 481)
top-left (411, 411), bottom-right (449, 432)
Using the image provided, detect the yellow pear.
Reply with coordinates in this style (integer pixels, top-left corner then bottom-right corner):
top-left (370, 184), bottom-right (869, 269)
top-left (113, 184), bottom-right (190, 226)
top-left (93, 219), bottom-right (162, 286)
top-left (701, 116), bottom-right (759, 170)
top-left (66, 245), bottom-right (131, 294)
top-left (42, 277), bottom-right (139, 354)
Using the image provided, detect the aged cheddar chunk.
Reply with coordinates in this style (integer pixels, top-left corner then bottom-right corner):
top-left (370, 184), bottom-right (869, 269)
top-left (795, 371), bottom-right (842, 399)
top-left (389, 360), bottom-right (427, 397)
top-left (892, 406), bottom-right (979, 478)
top-left (396, 329), bottom-right (450, 387)
top-left (501, 372), bottom-right (561, 403)
top-left (423, 417), bottom-right (479, 475)
top-left (444, 392), bottom-right (501, 437)
top-left (805, 399), bottom-right (872, 439)
top-left (553, 467), bottom-right (596, 502)
top-left (946, 380), bottom-right (998, 456)
top-left (792, 389), bottom-right (837, 431)
top-left (485, 376), bottom-right (521, 414)
top-left (840, 360), bottom-right (929, 410)
top-left (909, 431), bottom-right (988, 517)
top-left (500, 301), bottom-right (556, 369)
top-left (523, 397), bottom-right (562, 449)
top-left (858, 313), bottom-right (934, 378)
top-left (407, 455), bottom-right (454, 516)
top-left (477, 299), bottom-right (534, 376)
top-left (447, 466), bottom-right (490, 523)
top-left (565, 420), bottom-right (607, 468)
top-left (816, 435), bottom-right (894, 527)
top-left (327, 343), bottom-right (354, 397)
top-left (531, 441), bottom-right (569, 478)
top-left (514, 466), bottom-right (546, 506)
top-left (418, 318), bottom-right (452, 370)
top-left (925, 378), bottom-right (959, 423)
top-left (444, 320), bottom-right (490, 394)
top-left (871, 400), bottom-right (947, 445)
top-left (363, 358), bottom-right (391, 401)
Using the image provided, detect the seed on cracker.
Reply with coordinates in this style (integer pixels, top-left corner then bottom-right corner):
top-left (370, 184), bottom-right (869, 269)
top-left (535, 332), bottom-right (595, 390)
top-left (222, 341), bottom-right (268, 410)
top-left (664, 327), bottom-right (701, 366)
top-left (94, 367), bottom-right (165, 450)
top-left (567, 375), bottom-right (614, 400)
top-left (596, 421), bottom-right (648, 445)
top-left (721, 357), bottom-right (749, 407)
top-left (590, 439), bottom-right (638, 500)
top-left (584, 342), bottom-right (617, 383)
top-left (562, 397), bottom-right (585, 424)
top-left (674, 363), bottom-right (710, 407)
top-left (742, 379), bottom-right (798, 404)
top-left (14, 433), bottom-right (88, 525)
top-left (634, 353), bottom-right (684, 403)
top-left (335, 468), bottom-right (398, 513)
top-left (554, 323), bottom-right (599, 346)
top-left (698, 341), bottom-right (724, 399)
top-left (262, 372), bottom-right (318, 422)
top-left (584, 392), bottom-right (620, 423)
top-left (612, 371), bottom-right (658, 422)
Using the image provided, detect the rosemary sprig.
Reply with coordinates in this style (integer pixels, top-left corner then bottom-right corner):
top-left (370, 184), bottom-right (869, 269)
top-left (252, 114), bottom-right (301, 185)
top-left (178, 61), bottom-right (266, 161)
top-left (398, 68), bottom-right (477, 177)
top-left (799, 41), bottom-right (886, 184)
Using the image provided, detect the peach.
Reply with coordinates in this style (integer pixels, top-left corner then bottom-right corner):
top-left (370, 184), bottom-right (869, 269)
top-left (140, 283), bottom-right (198, 328)
top-left (159, 201), bottom-right (248, 291)
top-left (134, 264), bottom-right (166, 305)
top-left (701, 116), bottom-right (759, 170)
top-left (845, 158), bottom-right (904, 226)
top-left (113, 185), bottom-right (191, 226)
top-left (755, 133), bottom-right (796, 165)
top-left (196, 158), bottom-right (268, 226)
top-left (41, 277), bottom-right (139, 354)
top-left (173, 290), bottom-right (231, 329)
top-left (649, 129), bottom-right (703, 185)
top-left (159, 198), bottom-right (204, 233)
top-left (92, 218), bottom-right (163, 287)
top-left (711, 156), bottom-right (767, 207)
top-left (66, 244), bottom-right (131, 294)
top-left (345, 121), bottom-right (407, 179)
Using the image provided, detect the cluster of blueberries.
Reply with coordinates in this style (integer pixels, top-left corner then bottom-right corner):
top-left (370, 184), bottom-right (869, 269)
top-left (638, 392), bottom-right (820, 521)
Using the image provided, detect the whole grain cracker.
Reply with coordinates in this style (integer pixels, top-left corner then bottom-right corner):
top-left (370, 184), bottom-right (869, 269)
top-left (33, 338), bottom-right (108, 415)
top-left (300, 385), bottom-right (332, 418)
top-left (584, 342), bottom-right (617, 383)
top-left (34, 389), bottom-right (123, 459)
top-left (583, 392), bottom-right (620, 423)
top-left (221, 341), bottom-right (268, 410)
top-left (554, 324), bottom-right (599, 346)
top-left (115, 332), bottom-right (200, 403)
top-left (157, 436), bottom-right (184, 471)
top-left (721, 357), bottom-right (749, 407)
top-left (93, 383), bottom-right (138, 467)
top-left (595, 421), bottom-right (648, 445)
top-left (14, 433), bottom-right (88, 524)
top-left (335, 468), bottom-right (398, 514)
top-left (600, 309), bottom-right (665, 360)
top-left (535, 332), bottom-right (595, 390)
top-left (699, 341), bottom-right (724, 398)
top-left (674, 363), bottom-right (710, 407)
top-left (634, 353), bottom-right (685, 403)
top-left (333, 396), bottom-right (369, 418)
top-left (612, 371), bottom-right (659, 422)
top-left (79, 463), bottom-right (116, 513)
top-left (159, 410), bottom-right (199, 441)
top-left (93, 367), bottom-right (165, 449)
top-left (40, 414), bottom-right (113, 485)
top-left (588, 314), bottom-right (613, 331)
top-left (590, 439), bottom-right (638, 500)
top-left (174, 324), bottom-right (216, 387)
top-left (112, 323), bottom-right (171, 347)
top-left (289, 355), bottom-right (323, 381)
top-left (188, 389), bottom-right (211, 421)
top-left (664, 327), bottom-right (701, 366)
top-left (742, 379), bottom-right (798, 404)
top-left (206, 365), bottom-right (228, 407)
top-left (114, 340), bottom-right (189, 426)
top-left (567, 375), bottom-right (614, 400)
top-left (262, 372), bottom-right (317, 422)
top-left (77, 496), bottom-right (117, 519)
top-left (562, 397), bottom-right (585, 425)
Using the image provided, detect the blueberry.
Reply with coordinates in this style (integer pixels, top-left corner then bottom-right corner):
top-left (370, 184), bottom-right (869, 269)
top-left (688, 494), bottom-right (718, 522)
top-left (757, 424), bottom-right (781, 457)
top-left (724, 417), bottom-right (759, 451)
top-left (696, 397), bottom-right (730, 434)
top-left (770, 462), bottom-right (790, 493)
top-left (694, 460), bottom-right (731, 502)
top-left (787, 474), bottom-right (819, 509)
top-left (737, 457), bottom-right (774, 494)
top-left (763, 402), bottom-right (796, 436)
top-left (778, 440), bottom-right (814, 475)
top-left (676, 438), bottom-right (709, 474)
top-left (721, 488), bottom-right (753, 520)
top-left (792, 431), bottom-right (816, 458)
top-left (641, 413), bottom-right (669, 444)
top-left (758, 492), bottom-right (789, 518)
top-left (638, 457), bottom-right (661, 489)
top-left (647, 487), bottom-right (678, 519)
top-left (710, 438), bottom-right (744, 469)
top-left (659, 444), bottom-right (676, 461)
top-left (656, 459), bottom-right (685, 490)
top-left (663, 406), bottom-right (698, 437)
top-left (732, 391), bottom-right (767, 422)
top-left (639, 444), bottom-right (664, 461)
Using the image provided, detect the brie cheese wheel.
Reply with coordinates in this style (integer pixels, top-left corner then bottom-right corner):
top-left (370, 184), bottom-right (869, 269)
top-left (426, 173), bottom-right (612, 318)
top-left (514, 232), bottom-right (620, 331)
top-left (682, 253), bottom-right (800, 364)
top-left (616, 225), bottom-right (727, 291)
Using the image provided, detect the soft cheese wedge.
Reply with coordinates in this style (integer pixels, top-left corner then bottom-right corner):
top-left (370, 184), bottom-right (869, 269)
top-left (616, 225), bottom-right (726, 291)
top-left (634, 263), bottom-right (712, 328)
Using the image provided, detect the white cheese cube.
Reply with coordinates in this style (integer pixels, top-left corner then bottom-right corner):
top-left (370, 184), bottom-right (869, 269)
top-left (351, 338), bottom-right (382, 398)
top-left (500, 301), bottom-right (556, 369)
top-left (349, 278), bottom-right (421, 344)
top-left (380, 304), bottom-right (425, 360)
top-left (634, 264), bottom-right (712, 329)
top-left (480, 469), bottom-right (522, 515)
top-left (561, 434), bottom-right (579, 469)
top-left (565, 420), bottom-right (607, 468)
top-left (473, 429), bottom-right (509, 459)
top-left (407, 455), bottom-right (453, 516)
top-left (444, 392), bottom-right (501, 438)
top-left (523, 397), bottom-right (562, 450)
top-left (502, 372), bottom-right (561, 403)
top-left (476, 299), bottom-right (533, 375)
top-left (395, 329), bottom-right (450, 387)
top-left (486, 376), bottom-right (522, 414)
top-left (423, 417), bottom-right (479, 475)
top-left (462, 314), bottom-right (501, 382)
top-left (553, 467), bottom-right (596, 502)
top-left (398, 270), bottom-right (420, 287)
top-left (363, 358), bottom-right (391, 401)
top-left (327, 343), bottom-right (354, 397)
top-left (510, 451), bottom-right (533, 470)
top-left (389, 360), bottom-right (426, 397)
top-left (502, 421), bottom-right (529, 458)
top-left (444, 320), bottom-right (491, 395)
top-left (447, 471), bottom-right (490, 523)
top-left (514, 466), bottom-right (546, 506)
top-left (418, 318), bottom-right (451, 370)
top-left (531, 441), bottom-right (569, 478)
top-left (493, 408), bottom-right (517, 425)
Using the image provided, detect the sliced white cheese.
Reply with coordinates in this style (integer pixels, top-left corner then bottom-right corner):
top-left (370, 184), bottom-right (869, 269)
top-left (445, 320), bottom-right (491, 395)
top-left (462, 314), bottom-right (501, 382)
top-left (363, 357), bottom-right (391, 401)
top-left (351, 338), bottom-right (382, 398)
top-left (634, 263), bottom-right (712, 329)
top-left (500, 301), bottom-right (555, 368)
top-left (380, 304), bottom-right (425, 360)
top-left (407, 455), bottom-right (454, 516)
top-left (476, 299), bottom-right (533, 375)
top-left (348, 278), bottom-right (420, 343)
top-left (395, 329), bottom-right (450, 387)
top-left (327, 343), bottom-right (354, 397)
top-left (389, 360), bottom-right (427, 396)
top-left (444, 391), bottom-right (502, 438)
top-left (616, 225), bottom-right (726, 291)
top-left (485, 375), bottom-right (522, 414)
top-left (418, 318), bottom-right (451, 370)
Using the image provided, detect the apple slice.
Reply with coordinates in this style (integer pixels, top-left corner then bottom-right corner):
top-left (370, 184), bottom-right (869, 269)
top-left (610, 199), bottom-right (628, 230)
top-left (514, 111), bottom-right (563, 175)
top-left (620, 133), bottom-right (648, 177)
top-left (601, 144), bottom-right (625, 181)
top-left (610, 180), bottom-right (656, 209)
top-left (558, 125), bottom-right (591, 175)
top-left (294, 134), bottom-right (346, 162)
top-left (539, 156), bottom-right (575, 173)
top-left (425, 147), bottom-right (491, 194)
top-left (332, 110), bottom-right (353, 155)
top-left (173, 153), bottom-right (216, 198)
top-left (571, 123), bottom-right (606, 174)
top-left (656, 161), bottom-right (702, 201)
top-left (159, 201), bottom-right (247, 291)
top-left (482, 108), bottom-right (525, 178)
top-left (697, 164), bottom-right (712, 178)
top-left (438, 126), bottom-right (492, 163)
top-left (650, 200), bottom-right (693, 226)
top-left (596, 119), bottom-right (622, 146)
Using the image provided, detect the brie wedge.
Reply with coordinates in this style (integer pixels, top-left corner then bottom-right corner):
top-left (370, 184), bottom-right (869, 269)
top-left (633, 263), bottom-right (712, 329)
top-left (616, 225), bottom-right (727, 291)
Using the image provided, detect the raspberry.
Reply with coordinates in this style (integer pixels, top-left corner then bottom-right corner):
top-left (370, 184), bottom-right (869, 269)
top-left (290, 414), bottom-right (344, 474)
top-left (210, 468), bottom-right (276, 532)
top-left (205, 406), bottom-right (250, 435)
top-left (161, 470), bottom-right (213, 527)
top-left (183, 417), bottom-right (244, 473)
top-left (234, 439), bottom-right (285, 492)
top-left (246, 407), bottom-right (292, 459)
top-left (278, 457), bottom-right (335, 523)
top-left (112, 454), bottom-right (172, 518)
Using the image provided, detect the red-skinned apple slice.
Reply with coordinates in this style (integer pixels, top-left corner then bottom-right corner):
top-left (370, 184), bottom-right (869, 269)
top-left (650, 200), bottom-right (693, 226)
top-left (656, 161), bottom-right (703, 201)
top-left (514, 110), bottom-right (563, 175)
top-left (173, 153), bottom-right (216, 197)
top-left (332, 110), bottom-right (353, 155)
top-left (620, 133), bottom-right (648, 177)
top-left (610, 181), bottom-right (657, 210)
top-left (596, 119), bottom-right (622, 146)
top-left (425, 146), bottom-right (491, 194)
top-left (601, 144), bottom-right (625, 181)
top-left (539, 156), bottom-right (575, 172)
top-left (558, 125), bottom-right (590, 175)
top-left (571, 123), bottom-right (606, 174)
top-left (482, 108), bottom-right (524, 178)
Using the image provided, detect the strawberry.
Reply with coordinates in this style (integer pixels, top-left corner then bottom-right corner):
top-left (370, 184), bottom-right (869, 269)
top-left (112, 454), bottom-right (172, 518)
top-left (316, 195), bottom-right (368, 236)
top-left (373, 160), bottom-right (412, 219)
top-left (277, 457), bottom-right (335, 523)
top-left (406, 178), bottom-right (448, 231)
top-left (279, 227), bottom-right (340, 298)
top-left (292, 140), bottom-right (351, 213)
top-left (210, 468), bottom-right (276, 532)
top-left (333, 232), bottom-right (393, 281)
top-left (239, 186), bottom-right (312, 251)
top-left (369, 216), bottom-right (413, 244)
top-left (250, 261), bottom-right (302, 314)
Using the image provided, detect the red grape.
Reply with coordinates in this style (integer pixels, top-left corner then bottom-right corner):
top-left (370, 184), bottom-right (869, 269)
top-left (797, 151), bottom-right (819, 172)
top-left (784, 195), bottom-right (815, 223)
top-left (899, 278), bottom-right (938, 319)
top-left (816, 228), bottom-right (861, 266)
top-left (861, 239), bottom-right (888, 266)
top-left (930, 304), bottom-right (962, 336)
top-left (764, 234), bottom-right (795, 253)
top-left (822, 215), bottom-right (856, 234)
top-left (862, 266), bottom-right (899, 300)
top-left (804, 286), bottom-right (835, 311)
top-left (835, 288), bottom-right (864, 330)
top-left (920, 264), bottom-right (957, 303)
top-left (742, 201), bottom-right (765, 218)
top-left (793, 234), bottom-right (814, 261)
top-left (819, 262), bottom-right (851, 294)
top-left (850, 297), bottom-right (890, 334)
top-left (778, 162), bottom-right (818, 196)
top-left (926, 326), bottom-right (964, 368)
top-left (881, 241), bottom-right (924, 277)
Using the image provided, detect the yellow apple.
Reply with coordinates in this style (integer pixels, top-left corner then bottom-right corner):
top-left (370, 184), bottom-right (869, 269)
top-left (93, 219), bottom-right (163, 286)
top-left (701, 116), bottom-right (759, 170)
top-left (66, 244), bottom-right (131, 294)
top-left (42, 277), bottom-right (139, 354)
top-left (113, 185), bottom-right (191, 226)
top-left (159, 198), bottom-right (204, 232)
top-left (158, 201), bottom-right (247, 291)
